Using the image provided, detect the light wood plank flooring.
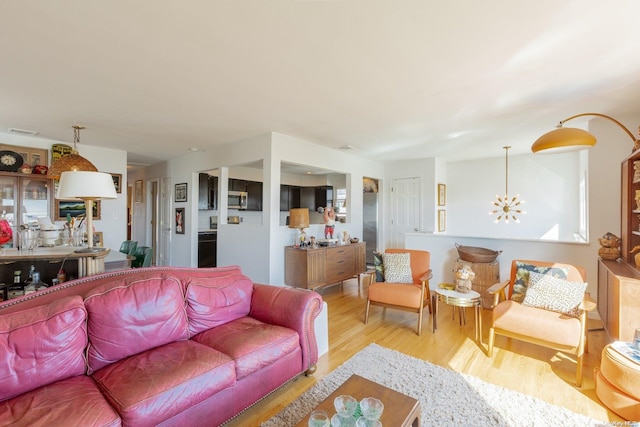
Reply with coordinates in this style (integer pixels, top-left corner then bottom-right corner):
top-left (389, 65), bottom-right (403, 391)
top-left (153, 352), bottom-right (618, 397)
top-left (226, 278), bottom-right (623, 426)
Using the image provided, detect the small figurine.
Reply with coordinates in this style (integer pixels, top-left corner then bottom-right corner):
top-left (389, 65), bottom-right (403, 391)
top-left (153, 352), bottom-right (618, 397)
top-left (323, 207), bottom-right (336, 239)
top-left (454, 263), bottom-right (475, 293)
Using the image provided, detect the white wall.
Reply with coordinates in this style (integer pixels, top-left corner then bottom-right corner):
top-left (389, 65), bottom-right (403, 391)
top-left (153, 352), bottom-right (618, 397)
top-left (0, 132), bottom-right (128, 251)
top-left (397, 115), bottom-right (636, 308)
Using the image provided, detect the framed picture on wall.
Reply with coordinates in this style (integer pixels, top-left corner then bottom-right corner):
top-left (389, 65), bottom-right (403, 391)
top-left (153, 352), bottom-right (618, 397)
top-left (55, 199), bottom-right (101, 220)
top-left (175, 183), bottom-right (187, 202)
top-left (110, 173), bottom-right (122, 193)
top-left (175, 207), bottom-right (185, 234)
top-left (438, 183), bottom-right (446, 206)
top-left (135, 180), bottom-right (143, 203)
top-left (438, 209), bottom-right (446, 232)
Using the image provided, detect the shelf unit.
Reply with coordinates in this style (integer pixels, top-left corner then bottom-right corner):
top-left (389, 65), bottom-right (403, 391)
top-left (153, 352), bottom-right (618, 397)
top-left (597, 149), bottom-right (640, 341)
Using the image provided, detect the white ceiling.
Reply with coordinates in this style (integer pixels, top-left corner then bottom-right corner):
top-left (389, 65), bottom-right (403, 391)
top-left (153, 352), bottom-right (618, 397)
top-left (1, 1), bottom-right (640, 167)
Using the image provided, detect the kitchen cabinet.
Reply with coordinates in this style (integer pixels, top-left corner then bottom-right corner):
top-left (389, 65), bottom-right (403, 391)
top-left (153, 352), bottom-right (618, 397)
top-left (280, 185), bottom-right (301, 212)
top-left (246, 180), bottom-right (262, 211)
top-left (0, 172), bottom-right (53, 247)
top-left (198, 174), bottom-right (217, 210)
top-left (315, 185), bottom-right (334, 209)
top-left (300, 187), bottom-right (315, 211)
top-left (285, 242), bottom-right (366, 290)
top-left (229, 179), bottom-right (247, 192)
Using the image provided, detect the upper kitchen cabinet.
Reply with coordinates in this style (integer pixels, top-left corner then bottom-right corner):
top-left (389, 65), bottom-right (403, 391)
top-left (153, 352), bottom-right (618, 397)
top-left (229, 178), bottom-right (247, 192)
top-left (246, 180), bottom-right (262, 211)
top-left (198, 173), bottom-right (217, 210)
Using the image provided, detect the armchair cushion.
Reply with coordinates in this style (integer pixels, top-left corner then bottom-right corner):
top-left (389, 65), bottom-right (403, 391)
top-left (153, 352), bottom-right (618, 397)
top-left (382, 252), bottom-right (412, 283)
top-left (513, 261), bottom-right (568, 302)
top-left (522, 272), bottom-right (587, 317)
top-left (373, 251), bottom-right (385, 282)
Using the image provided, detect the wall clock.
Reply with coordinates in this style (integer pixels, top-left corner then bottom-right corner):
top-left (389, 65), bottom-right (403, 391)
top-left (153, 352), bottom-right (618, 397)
top-left (0, 150), bottom-right (24, 172)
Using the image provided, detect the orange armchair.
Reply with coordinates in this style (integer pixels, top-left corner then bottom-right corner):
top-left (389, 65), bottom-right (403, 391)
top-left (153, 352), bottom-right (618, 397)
top-left (487, 260), bottom-right (596, 387)
top-left (364, 249), bottom-right (432, 335)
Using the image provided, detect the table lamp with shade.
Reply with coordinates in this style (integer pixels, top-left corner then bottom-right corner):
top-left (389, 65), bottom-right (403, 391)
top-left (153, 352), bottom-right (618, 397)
top-left (288, 208), bottom-right (309, 247)
top-left (56, 171), bottom-right (117, 253)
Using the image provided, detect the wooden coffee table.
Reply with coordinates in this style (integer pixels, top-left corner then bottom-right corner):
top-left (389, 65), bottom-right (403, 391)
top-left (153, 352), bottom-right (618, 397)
top-left (295, 374), bottom-right (420, 427)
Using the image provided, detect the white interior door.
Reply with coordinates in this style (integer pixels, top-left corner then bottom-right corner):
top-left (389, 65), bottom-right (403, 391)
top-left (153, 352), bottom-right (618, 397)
top-left (158, 177), bottom-right (171, 266)
top-left (389, 177), bottom-right (421, 248)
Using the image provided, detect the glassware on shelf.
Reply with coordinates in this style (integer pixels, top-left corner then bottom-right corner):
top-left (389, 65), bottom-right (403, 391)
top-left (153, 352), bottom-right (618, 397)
top-left (20, 229), bottom-right (38, 251)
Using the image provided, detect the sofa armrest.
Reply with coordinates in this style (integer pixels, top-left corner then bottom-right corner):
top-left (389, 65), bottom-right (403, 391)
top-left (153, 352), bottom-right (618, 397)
top-left (249, 284), bottom-right (323, 373)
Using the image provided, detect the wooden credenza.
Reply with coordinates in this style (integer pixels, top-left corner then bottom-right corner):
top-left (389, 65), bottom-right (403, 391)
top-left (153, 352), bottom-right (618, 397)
top-left (285, 242), bottom-right (366, 290)
top-left (598, 259), bottom-right (640, 341)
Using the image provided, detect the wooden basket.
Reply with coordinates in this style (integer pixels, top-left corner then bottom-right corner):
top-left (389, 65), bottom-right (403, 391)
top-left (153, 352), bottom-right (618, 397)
top-left (455, 243), bottom-right (502, 263)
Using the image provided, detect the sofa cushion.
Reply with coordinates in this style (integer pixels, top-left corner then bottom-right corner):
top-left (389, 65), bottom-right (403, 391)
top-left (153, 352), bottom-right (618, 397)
top-left (512, 261), bottom-right (569, 303)
top-left (522, 271), bottom-right (586, 317)
top-left (0, 296), bottom-right (87, 402)
top-left (0, 375), bottom-right (120, 427)
top-left (185, 271), bottom-right (253, 336)
top-left (193, 316), bottom-right (300, 379)
top-left (84, 274), bottom-right (189, 373)
top-left (373, 251), bottom-right (385, 282)
top-left (92, 340), bottom-right (235, 427)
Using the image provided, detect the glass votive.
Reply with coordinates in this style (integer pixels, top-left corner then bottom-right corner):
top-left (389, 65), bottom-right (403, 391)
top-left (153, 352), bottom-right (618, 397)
top-left (334, 395), bottom-right (358, 416)
top-left (308, 410), bottom-right (330, 427)
top-left (359, 397), bottom-right (384, 420)
top-left (633, 328), bottom-right (640, 350)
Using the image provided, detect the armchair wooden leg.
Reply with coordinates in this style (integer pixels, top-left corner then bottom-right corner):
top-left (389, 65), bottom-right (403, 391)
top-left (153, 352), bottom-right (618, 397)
top-left (576, 353), bottom-right (584, 387)
top-left (417, 305), bottom-right (423, 336)
top-left (488, 327), bottom-right (495, 357)
top-left (365, 299), bottom-right (370, 324)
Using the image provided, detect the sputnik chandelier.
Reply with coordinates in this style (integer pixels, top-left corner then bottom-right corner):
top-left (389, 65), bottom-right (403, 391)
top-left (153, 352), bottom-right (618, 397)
top-left (490, 146), bottom-right (525, 223)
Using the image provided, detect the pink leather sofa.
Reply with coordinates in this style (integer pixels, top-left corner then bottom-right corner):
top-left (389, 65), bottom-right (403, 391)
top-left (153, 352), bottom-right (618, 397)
top-left (0, 265), bottom-right (323, 426)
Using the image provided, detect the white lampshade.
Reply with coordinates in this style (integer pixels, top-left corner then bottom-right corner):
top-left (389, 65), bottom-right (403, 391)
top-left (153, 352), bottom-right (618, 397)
top-left (57, 171), bottom-right (118, 200)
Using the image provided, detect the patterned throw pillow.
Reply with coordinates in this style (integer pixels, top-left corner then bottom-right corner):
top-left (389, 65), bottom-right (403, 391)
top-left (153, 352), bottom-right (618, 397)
top-left (522, 271), bottom-right (587, 317)
top-left (373, 251), bottom-right (385, 282)
top-left (382, 252), bottom-right (413, 284)
top-left (512, 262), bottom-right (569, 303)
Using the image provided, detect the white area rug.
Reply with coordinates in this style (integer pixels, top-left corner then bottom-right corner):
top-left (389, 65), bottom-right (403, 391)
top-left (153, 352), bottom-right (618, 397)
top-left (262, 343), bottom-right (600, 427)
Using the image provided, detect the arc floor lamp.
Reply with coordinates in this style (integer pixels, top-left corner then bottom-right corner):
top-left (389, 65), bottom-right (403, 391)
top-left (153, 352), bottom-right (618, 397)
top-left (532, 113), bottom-right (639, 154)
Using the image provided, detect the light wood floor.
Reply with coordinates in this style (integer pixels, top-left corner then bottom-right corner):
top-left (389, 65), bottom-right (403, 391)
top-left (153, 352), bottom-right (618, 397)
top-left (226, 278), bottom-right (623, 426)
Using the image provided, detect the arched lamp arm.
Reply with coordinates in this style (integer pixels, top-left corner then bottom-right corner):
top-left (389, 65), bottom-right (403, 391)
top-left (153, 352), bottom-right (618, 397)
top-left (560, 113), bottom-right (637, 143)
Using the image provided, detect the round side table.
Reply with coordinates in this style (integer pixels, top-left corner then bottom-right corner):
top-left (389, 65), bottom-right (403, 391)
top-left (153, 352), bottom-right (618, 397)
top-left (432, 286), bottom-right (482, 343)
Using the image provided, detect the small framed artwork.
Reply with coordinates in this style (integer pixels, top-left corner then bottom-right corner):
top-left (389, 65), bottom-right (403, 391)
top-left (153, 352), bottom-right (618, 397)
top-left (55, 200), bottom-right (101, 220)
top-left (438, 183), bottom-right (446, 206)
top-left (175, 182), bottom-right (188, 202)
top-left (110, 173), bottom-right (122, 193)
top-left (175, 207), bottom-right (185, 234)
top-left (438, 209), bottom-right (446, 232)
top-left (135, 180), bottom-right (143, 203)
top-left (93, 232), bottom-right (103, 247)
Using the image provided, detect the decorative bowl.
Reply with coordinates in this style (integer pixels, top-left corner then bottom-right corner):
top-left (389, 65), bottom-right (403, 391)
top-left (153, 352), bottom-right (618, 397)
top-left (455, 243), bottom-right (501, 263)
top-left (350, 238), bottom-right (359, 243)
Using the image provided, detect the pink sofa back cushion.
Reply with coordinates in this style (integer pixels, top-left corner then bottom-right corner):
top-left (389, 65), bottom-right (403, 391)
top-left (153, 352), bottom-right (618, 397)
top-left (0, 295), bottom-right (87, 402)
top-left (185, 271), bottom-right (253, 336)
top-left (84, 274), bottom-right (189, 373)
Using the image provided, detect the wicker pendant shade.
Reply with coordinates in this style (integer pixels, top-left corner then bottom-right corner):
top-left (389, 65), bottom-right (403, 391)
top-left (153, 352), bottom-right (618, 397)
top-left (48, 125), bottom-right (98, 180)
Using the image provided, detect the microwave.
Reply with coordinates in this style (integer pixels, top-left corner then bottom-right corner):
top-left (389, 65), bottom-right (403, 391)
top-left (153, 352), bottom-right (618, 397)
top-left (228, 191), bottom-right (248, 210)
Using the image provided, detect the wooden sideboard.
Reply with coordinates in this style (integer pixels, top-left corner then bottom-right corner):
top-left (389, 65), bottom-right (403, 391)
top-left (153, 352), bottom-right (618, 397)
top-left (598, 259), bottom-right (640, 341)
top-left (285, 242), bottom-right (366, 290)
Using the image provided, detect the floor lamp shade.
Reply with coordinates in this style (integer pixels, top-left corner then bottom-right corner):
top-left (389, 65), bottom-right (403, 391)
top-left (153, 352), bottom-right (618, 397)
top-left (57, 171), bottom-right (117, 251)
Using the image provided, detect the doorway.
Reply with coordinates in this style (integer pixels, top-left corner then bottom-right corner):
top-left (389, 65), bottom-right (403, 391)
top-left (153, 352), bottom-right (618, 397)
top-left (362, 177), bottom-right (379, 266)
top-left (389, 177), bottom-right (421, 248)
